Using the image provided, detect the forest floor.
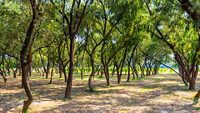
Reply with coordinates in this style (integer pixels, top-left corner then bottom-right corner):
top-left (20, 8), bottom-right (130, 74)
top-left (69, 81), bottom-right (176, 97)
top-left (1, 74), bottom-right (200, 113)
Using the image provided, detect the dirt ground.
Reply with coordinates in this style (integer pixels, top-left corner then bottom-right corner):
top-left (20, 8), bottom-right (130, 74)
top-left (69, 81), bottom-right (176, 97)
top-left (1, 74), bottom-right (200, 113)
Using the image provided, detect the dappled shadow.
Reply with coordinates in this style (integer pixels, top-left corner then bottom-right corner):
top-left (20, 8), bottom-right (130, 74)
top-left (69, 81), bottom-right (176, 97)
top-left (40, 87), bottom-right (194, 113)
top-left (40, 75), bottom-right (197, 112)
top-left (1, 74), bottom-right (200, 112)
top-left (0, 90), bottom-right (24, 113)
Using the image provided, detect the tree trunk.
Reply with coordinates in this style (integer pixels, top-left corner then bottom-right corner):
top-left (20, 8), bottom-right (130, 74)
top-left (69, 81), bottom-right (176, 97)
top-left (189, 66), bottom-right (198, 90)
top-left (140, 65), bottom-right (144, 78)
top-left (112, 65), bottom-right (115, 77)
top-left (21, 62), bottom-right (33, 112)
top-left (63, 67), bottom-right (67, 82)
top-left (45, 68), bottom-right (50, 79)
top-left (21, 47), bottom-right (34, 112)
top-left (45, 71), bottom-right (49, 79)
top-left (116, 64), bottom-right (120, 83)
top-left (153, 68), bottom-right (158, 75)
top-left (0, 70), bottom-right (7, 83)
top-left (104, 65), bottom-right (110, 86)
top-left (194, 90), bottom-right (200, 103)
top-left (65, 37), bottom-right (75, 99)
top-left (18, 69), bottom-right (22, 76)
top-left (45, 60), bottom-right (51, 79)
top-left (97, 66), bottom-right (101, 76)
top-left (117, 73), bottom-right (121, 84)
top-left (14, 71), bottom-right (17, 78)
top-left (80, 70), bottom-right (83, 80)
top-left (12, 65), bottom-right (19, 78)
top-left (118, 47), bottom-right (127, 83)
top-left (20, 0), bottom-right (40, 111)
top-left (49, 68), bottom-right (54, 84)
top-left (88, 74), bottom-right (93, 91)
top-left (189, 79), bottom-right (196, 90)
top-left (88, 55), bottom-right (95, 92)
top-left (88, 65), bottom-right (95, 92)
top-left (59, 65), bottom-right (62, 78)
top-left (127, 63), bottom-right (131, 82)
top-left (134, 68), bottom-right (138, 79)
top-left (28, 64), bottom-right (32, 77)
top-left (146, 68), bottom-right (149, 76)
top-left (100, 67), bottom-right (103, 78)
top-left (35, 68), bottom-right (42, 76)
top-left (131, 65), bottom-right (137, 80)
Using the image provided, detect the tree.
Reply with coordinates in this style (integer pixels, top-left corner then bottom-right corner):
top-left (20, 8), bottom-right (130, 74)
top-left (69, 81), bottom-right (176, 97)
top-left (145, 0), bottom-right (200, 90)
top-left (50, 0), bottom-right (90, 98)
top-left (20, 0), bottom-right (43, 112)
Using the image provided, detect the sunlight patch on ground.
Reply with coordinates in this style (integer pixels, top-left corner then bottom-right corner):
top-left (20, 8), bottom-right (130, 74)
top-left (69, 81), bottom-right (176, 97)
top-left (0, 89), bottom-right (23, 94)
top-left (139, 87), bottom-right (161, 93)
top-left (1, 74), bottom-right (200, 112)
top-left (173, 91), bottom-right (196, 100)
top-left (159, 81), bottom-right (180, 85)
top-left (149, 96), bottom-right (177, 105)
top-left (30, 100), bottom-right (65, 112)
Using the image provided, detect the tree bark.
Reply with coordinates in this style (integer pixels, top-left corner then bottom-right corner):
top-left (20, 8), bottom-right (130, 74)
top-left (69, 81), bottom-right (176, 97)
top-left (20, 0), bottom-right (41, 111)
top-left (126, 62), bottom-right (131, 82)
top-left (65, 36), bottom-right (75, 99)
top-left (112, 64), bottom-right (116, 77)
top-left (0, 69), bottom-right (7, 83)
top-left (104, 65), bottom-right (110, 86)
top-left (88, 58), bottom-right (95, 92)
top-left (63, 67), bottom-right (67, 82)
top-left (49, 68), bottom-right (54, 84)
top-left (194, 90), bottom-right (200, 103)
top-left (85, 48), bottom-right (96, 91)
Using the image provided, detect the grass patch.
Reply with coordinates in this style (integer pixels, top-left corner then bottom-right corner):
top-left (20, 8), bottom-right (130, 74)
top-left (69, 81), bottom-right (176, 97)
top-left (194, 107), bottom-right (200, 110)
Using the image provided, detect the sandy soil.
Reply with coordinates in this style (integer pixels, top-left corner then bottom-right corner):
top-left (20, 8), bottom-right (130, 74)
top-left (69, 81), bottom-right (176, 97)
top-left (0, 74), bottom-right (200, 113)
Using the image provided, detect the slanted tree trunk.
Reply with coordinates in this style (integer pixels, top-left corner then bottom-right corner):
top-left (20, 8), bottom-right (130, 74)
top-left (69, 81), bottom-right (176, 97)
top-left (194, 90), bottom-right (200, 104)
top-left (20, 0), bottom-right (41, 111)
top-left (21, 48), bottom-right (33, 112)
top-left (97, 66), bottom-right (101, 76)
top-left (115, 63), bottom-right (120, 83)
top-left (1, 55), bottom-right (7, 77)
top-left (88, 56), bottom-right (95, 92)
top-left (63, 66), bottom-right (67, 82)
top-left (111, 64), bottom-right (116, 77)
top-left (0, 69), bottom-right (7, 83)
top-left (35, 68), bottom-right (42, 76)
top-left (49, 67), bottom-right (54, 84)
top-left (126, 61), bottom-right (131, 82)
top-left (18, 69), bottom-right (22, 76)
top-left (117, 47), bottom-right (127, 83)
top-left (131, 65), bottom-right (137, 79)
